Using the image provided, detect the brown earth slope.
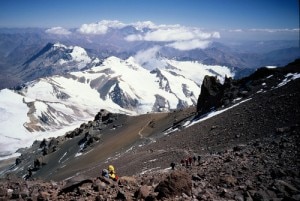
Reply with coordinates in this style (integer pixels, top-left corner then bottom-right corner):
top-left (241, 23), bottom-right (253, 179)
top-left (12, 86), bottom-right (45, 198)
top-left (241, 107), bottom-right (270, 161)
top-left (0, 60), bottom-right (299, 200)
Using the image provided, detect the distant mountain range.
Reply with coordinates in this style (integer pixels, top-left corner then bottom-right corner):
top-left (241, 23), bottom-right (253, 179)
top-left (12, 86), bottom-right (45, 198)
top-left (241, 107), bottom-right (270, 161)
top-left (0, 50), bottom-right (233, 156)
top-left (0, 22), bottom-right (299, 199)
top-left (0, 21), bottom-right (299, 157)
top-left (0, 26), bottom-right (299, 89)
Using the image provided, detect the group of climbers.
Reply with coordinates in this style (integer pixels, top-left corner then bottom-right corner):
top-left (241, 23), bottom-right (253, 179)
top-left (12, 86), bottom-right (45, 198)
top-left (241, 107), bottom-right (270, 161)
top-left (172, 155), bottom-right (201, 170)
top-left (102, 165), bottom-right (118, 181)
top-left (102, 155), bottom-right (201, 180)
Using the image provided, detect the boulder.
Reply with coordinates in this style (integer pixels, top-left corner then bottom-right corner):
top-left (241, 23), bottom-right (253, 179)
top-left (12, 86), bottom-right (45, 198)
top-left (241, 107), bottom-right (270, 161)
top-left (93, 179), bottom-right (107, 192)
top-left (116, 190), bottom-right (127, 200)
top-left (118, 176), bottom-right (138, 187)
top-left (154, 170), bottom-right (192, 199)
top-left (134, 185), bottom-right (150, 199)
top-left (59, 175), bottom-right (93, 195)
top-left (220, 175), bottom-right (237, 187)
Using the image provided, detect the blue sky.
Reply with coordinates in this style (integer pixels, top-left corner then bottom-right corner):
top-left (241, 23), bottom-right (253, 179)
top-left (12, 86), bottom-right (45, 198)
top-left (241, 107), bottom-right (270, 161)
top-left (0, 0), bottom-right (299, 40)
top-left (0, 0), bottom-right (298, 29)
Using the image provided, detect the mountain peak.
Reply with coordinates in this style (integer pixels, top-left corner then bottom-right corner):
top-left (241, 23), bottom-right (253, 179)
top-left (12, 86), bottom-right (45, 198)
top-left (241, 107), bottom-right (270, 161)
top-left (53, 42), bottom-right (67, 49)
top-left (0, 54), bottom-right (235, 157)
top-left (1, 60), bottom-right (299, 201)
top-left (20, 43), bottom-right (96, 82)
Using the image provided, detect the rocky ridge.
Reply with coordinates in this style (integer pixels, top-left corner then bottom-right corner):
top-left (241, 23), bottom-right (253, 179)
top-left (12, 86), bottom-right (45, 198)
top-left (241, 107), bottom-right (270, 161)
top-left (0, 60), bottom-right (299, 200)
top-left (19, 42), bottom-right (100, 82)
top-left (0, 127), bottom-right (299, 200)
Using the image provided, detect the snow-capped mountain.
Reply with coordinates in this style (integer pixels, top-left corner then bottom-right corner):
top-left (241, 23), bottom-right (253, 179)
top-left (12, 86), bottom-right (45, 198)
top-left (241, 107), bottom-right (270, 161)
top-left (0, 54), bottom-right (233, 157)
top-left (1, 22), bottom-right (299, 89)
top-left (20, 55), bottom-right (233, 114)
top-left (19, 42), bottom-right (100, 82)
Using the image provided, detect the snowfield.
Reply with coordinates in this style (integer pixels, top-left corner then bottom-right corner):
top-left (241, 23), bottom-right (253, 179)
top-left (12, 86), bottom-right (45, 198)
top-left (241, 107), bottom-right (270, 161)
top-left (53, 43), bottom-right (94, 70)
top-left (0, 54), bottom-right (234, 159)
top-left (0, 89), bottom-right (90, 159)
top-left (0, 89), bottom-right (30, 156)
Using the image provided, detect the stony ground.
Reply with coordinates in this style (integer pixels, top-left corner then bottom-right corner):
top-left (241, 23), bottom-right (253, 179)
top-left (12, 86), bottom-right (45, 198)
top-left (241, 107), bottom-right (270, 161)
top-left (0, 125), bottom-right (298, 200)
top-left (0, 61), bottom-right (299, 200)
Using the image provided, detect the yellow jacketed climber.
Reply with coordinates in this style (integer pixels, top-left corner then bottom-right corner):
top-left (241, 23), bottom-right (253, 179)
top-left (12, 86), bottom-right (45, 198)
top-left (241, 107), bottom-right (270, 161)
top-left (108, 165), bottom-right (116, 180)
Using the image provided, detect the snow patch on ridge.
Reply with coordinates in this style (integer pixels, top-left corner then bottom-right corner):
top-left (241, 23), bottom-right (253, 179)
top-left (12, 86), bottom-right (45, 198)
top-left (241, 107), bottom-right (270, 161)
top-left (164, 98), bottom-right (252, 136)
top-left (277, 73), bottom-right (300, 88)
top-left (0, 54), bottom-right (234, 158)
top-left (53, 43), bottom-right (92, 70)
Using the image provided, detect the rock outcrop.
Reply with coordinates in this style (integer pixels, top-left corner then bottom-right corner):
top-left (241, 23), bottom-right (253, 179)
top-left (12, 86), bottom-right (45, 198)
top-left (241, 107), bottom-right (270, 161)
top-left (197, 59), bottom-right (300, 115)
top-left (196, 75), bottom-right (225, 114)
top-left (1, 59), bottom-right (300, 200)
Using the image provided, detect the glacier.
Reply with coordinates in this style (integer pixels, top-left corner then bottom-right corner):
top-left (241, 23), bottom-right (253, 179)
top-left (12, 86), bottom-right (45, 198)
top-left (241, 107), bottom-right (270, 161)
top-left (0, 52), bottom-right (234, 158)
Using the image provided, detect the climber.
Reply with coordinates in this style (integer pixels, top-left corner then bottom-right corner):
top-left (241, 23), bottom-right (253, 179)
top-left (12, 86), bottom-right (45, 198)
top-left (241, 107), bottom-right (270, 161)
top-left (180, 159), bottom-right (185, 166)
top-left (108, 165), bottom-right (118, 181)
top-left (185, 159), bottom-right (189, 167)
top-left (102, 169), bottom-right (109, 178)
top-left (197, 155), bottom-right (201, 165)
top-left (193, 155), bottom-right (197, 165)
top-left (170, 162), bottom-right (176, 170)
top-left (188, 157), bottom-right (193, 166)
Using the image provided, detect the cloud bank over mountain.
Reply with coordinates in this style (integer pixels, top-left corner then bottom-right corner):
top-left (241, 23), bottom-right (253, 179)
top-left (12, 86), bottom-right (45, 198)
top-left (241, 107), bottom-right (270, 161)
top-left (124, 25), bottom-right (220, 42)
top-left (125, 23), bottom-right (220, 50)
top-left (77, 20), bottom-right (126, 34)
top-left (45, 27), bottom-right (71, 35)
top-left (133, 46), bottom-right (164, 70)
top-left (44, 19), bottom-right (300, 50)
top-left (45, 20), bottom-right (221, 51)
top-left (166, 39), bottom-right (211, 51)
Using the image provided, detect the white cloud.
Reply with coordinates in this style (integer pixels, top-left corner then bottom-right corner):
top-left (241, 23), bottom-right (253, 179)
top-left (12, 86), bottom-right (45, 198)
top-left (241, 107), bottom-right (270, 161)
top-left (77, 20), bottom-right (220, 50)
top-left (131, 21), bottom-right (157, 30)
top-left (225, 28), bottom-right (299, 33)
top-left (167, 39), bottom-right (211, 51)
top-left (125, 34), bottom-right (144, 41)
top-left (211, 31), bottom-right (221, 38)
top-left (133, 46), bottom-right (165, 70)
top-left (229, 29), bottom-right (243, 32)
top-left (249, 28), bottom-right (299, 33)
top-left (126, 27), bottom-right (220, 42)
top-left (220, 28), bottom-right (299, 40)
top-left (144, 28), bottom-right (195, 41)
top-left (45, 27), bottom-right (71, 35)
top-left (125, 23), bottom-right (220, 50)
top-left (78, 20), bottom-right (125, 34)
